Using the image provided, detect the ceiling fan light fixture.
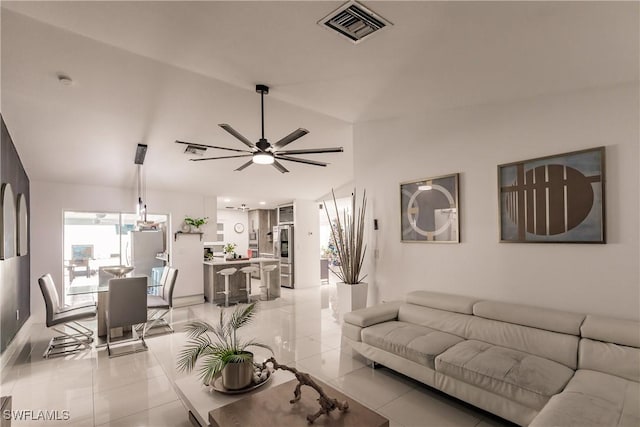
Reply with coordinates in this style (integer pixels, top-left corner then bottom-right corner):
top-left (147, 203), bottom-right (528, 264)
top-left (253, 152), bottom-right (274, 165)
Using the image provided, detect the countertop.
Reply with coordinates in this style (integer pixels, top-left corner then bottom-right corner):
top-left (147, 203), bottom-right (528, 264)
top-left (203, 257), bottom-right (279, 266)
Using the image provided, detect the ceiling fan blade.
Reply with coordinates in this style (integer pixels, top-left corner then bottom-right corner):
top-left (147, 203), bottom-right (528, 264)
top-left (175, 140), bottom-right (251, 153)
top-left (272, 160), bottom-right (289, 173)
top-left (235, 160), bottom-right (254, 171)
top-left (275, 155), bottom-right (327, 167)
top-left (190, 154), bottom-right (253, 162)
top-left (219, 124), bottom-right (255, 149)
top-left (273, 128), bottom-right (309, 150)
top-left (275, 147), bottom-right (343, 155)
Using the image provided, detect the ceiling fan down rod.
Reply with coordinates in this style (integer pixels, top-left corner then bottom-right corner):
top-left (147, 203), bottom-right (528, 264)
top-left (256, 84), bottom-right (269, 141)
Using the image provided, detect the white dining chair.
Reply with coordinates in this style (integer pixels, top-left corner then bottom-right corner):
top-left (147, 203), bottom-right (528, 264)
top-left (38, 274), bottom-right (96, 358)
top-left (106, 277), bottom-right (148, 357)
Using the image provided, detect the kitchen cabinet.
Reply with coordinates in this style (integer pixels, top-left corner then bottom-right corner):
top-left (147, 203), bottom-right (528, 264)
top-left (247, 209), bottom-right (277, 256)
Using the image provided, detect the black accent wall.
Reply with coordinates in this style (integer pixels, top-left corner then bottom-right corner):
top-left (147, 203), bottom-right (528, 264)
top-left (0, 115), bottom-right (30, 353)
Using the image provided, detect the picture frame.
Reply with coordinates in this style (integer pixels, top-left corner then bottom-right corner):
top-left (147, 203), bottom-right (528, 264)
top-left (400, 173), bottom-right (460, 243)
top-left (498, 147), bottom-right (605, 243)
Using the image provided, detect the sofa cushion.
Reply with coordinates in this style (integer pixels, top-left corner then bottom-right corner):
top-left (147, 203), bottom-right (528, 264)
top-left (398, 303), bottom-right (579, 369)
top-left (579, 338), bottom-right (640, 382)
top-left (473, 300), bottom-right (585, 335)
top-left (361, 321), bottom-right (464, 369)
top-left (406, 291), bottom-right (479, 314)
top-left (581, 315), bottom-right (640, 348)
top-left (465, 316), bottom-right (580, 369)
top-left (530, 369), bottom-right (640, 427)
top-left (435, 340), bottom-right (574, 410)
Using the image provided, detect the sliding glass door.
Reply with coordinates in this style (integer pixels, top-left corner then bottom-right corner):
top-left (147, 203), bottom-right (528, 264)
top-left (63, 211), bottom-right (168, 305)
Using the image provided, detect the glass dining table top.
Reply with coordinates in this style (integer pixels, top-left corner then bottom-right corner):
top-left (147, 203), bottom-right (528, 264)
top-left (67, 275), bottom-right (162, 295)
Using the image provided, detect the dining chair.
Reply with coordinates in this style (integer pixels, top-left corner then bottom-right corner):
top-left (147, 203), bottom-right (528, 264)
top-left (38, 273), bottom-right (97, 358)
top-left (145, 267), bottom-right (178, 334)
top-left (106, 276), bottom-right (148, 357)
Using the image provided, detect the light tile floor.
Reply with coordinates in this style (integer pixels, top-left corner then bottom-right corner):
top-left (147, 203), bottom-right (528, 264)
top-left (1, 285), bottom-right (516, 426)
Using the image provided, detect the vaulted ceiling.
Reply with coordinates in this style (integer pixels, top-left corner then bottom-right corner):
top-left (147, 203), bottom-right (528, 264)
top-left (2, 1), bottom-right (637, 207)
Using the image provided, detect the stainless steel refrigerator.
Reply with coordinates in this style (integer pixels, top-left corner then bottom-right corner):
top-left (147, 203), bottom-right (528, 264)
top-left (273, 225), bottom-right (294, 288)
top-left (128, 230), bottom-right (164, 277)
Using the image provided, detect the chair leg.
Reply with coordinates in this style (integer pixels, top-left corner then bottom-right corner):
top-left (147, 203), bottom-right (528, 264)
top-left (144, 309), bottom-right (174, 335)
top-left (107, 324), bottom-right (149, 358)
top-left (44, 322), bottom-right (94, 358)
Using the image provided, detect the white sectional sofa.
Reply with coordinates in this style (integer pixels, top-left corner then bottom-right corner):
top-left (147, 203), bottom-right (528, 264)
top-left (342, 291), bottom-right (640, 426)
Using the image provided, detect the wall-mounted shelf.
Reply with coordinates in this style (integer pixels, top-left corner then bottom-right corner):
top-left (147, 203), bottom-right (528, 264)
top-left (174, 231), bottom-right (204, 241)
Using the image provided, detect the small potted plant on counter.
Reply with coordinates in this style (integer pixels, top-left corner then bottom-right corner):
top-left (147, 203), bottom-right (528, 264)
top-left (177, 302), bottom-right (272, 390)
top-left (223, 242), bottom-right (237, 260)
top-left (184, 216), bottom-right (208, 233)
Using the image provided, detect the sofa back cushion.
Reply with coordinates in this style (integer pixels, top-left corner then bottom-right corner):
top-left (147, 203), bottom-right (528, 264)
top-left (579, 315), bottom-right (640, 381)
top-left (398, 304), bottom-right (472, 338)
top-left (406, 291), bottom-right (478, 314)
top-left (398, 300), bottom-right (579, 369)
top-left (580, 314), bottom-right (640, 348)
top-left (473, 301), bottom-right (585, 335)
top-left (466, 316), bottom-right (580, 369)
top-left (579, 339), bottom-right (640, 382)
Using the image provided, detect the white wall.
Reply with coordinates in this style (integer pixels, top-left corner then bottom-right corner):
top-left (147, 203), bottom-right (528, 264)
top-left (216, 209), bottom-right (248, 256)
top-left (354, 83), bottom-right (640, 320)
top-left (30, 181), bottom-right (213, 322)
top-left (293, 200), bottom-right (320, 288)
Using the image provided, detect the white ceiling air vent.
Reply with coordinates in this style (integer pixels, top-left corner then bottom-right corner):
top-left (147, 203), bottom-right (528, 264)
top-left (319, 1), bottom-right (392, 44)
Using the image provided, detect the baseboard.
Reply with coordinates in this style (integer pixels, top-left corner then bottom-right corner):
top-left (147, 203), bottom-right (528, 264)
top-left (173, 294), bottom-right (204, 308)
top-left (1, 316), bottom-right (34, 380)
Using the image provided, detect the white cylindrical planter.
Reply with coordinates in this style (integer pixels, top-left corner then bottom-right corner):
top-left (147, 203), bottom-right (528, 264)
top-left (337, 282), bottom-right (368, 321)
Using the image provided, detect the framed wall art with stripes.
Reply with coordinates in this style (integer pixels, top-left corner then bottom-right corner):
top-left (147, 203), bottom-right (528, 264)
top-left (498, 147), bottom-right (605, 243)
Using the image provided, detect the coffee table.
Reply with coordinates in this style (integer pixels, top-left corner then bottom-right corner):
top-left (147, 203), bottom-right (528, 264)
top-left (175, 371), bottom-right (296, 426)
top-left (175, 373), bottom-right (388, 427)
top-left (209, 378), bottom-right (389, 427)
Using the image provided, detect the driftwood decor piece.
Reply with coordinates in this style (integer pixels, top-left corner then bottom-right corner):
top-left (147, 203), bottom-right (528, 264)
top-left (261, 357), bottom-right (349, 423)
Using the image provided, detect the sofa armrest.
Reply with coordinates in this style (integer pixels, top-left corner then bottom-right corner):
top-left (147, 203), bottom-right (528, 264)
top-left (344, 301), bottom-right (402, 328)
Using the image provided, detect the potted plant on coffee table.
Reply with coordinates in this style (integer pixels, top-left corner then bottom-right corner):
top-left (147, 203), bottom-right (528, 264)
top-left (177, 302), bottom-right (272, 390)
top-left (324, 189), bottom-right (368, 318)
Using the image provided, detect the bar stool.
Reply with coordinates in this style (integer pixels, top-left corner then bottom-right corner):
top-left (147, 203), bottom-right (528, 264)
top-left (217, 267), bottom-right (238, 307)
top-left (260, 264), bottom-right (278, 301)
top-left (239, 266), bottom-right (259, 303)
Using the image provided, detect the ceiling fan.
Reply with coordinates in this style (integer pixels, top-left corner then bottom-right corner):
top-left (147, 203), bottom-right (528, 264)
top-left (175, 85), bottom-right (343, 173)
top-left (225, 203), bottom-right (248, 212)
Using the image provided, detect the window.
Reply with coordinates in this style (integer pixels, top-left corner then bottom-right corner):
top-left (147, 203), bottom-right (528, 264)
top-left (63, 211), bottom-right (168, 305)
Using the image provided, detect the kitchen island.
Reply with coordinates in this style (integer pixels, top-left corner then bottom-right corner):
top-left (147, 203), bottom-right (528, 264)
top-left (203, 258), bottom-right (280, 304)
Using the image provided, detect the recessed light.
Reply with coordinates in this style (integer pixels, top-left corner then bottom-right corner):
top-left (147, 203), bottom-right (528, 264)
top-left (223, 198), bottom-right (231, 203)
top-left (259, 201), bottom-right (266, 205)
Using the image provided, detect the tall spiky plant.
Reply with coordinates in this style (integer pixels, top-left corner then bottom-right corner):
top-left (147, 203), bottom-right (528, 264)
top-left (324, 189), bottom-right (368, 284)
top-left (176, 302), bottom-right (272, 385)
